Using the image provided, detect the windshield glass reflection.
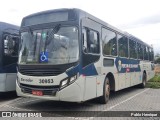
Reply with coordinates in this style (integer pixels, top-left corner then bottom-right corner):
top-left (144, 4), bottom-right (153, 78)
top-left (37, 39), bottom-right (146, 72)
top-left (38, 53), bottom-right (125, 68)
top-left (19, 26), bottom-right (79, 65)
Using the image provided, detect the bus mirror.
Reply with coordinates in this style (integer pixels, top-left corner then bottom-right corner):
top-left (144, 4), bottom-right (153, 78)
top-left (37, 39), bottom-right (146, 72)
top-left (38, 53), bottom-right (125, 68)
top-left (83, 45), bottom-right (88, 53)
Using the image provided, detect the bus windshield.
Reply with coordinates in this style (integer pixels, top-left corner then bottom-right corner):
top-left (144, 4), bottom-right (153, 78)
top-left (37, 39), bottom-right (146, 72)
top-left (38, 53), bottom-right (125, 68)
top-left (19, 26), bottom-right (79, 65)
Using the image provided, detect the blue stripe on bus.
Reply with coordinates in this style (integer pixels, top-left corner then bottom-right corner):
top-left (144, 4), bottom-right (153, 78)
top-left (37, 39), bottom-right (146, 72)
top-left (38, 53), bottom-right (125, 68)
top-left (115, 57), bottom-right (141, 73)
top-left (66, 57), bottom-right (141, 77)
top-left (66, 64), bottom-right (98, 77)
top-left (81, 64), bottom-right (98, 76)
top-left (66, 65), bottom-right (79, 77)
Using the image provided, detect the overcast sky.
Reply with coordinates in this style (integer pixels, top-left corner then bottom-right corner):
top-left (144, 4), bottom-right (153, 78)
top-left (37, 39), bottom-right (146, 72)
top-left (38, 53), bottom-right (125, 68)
top-left (0, 0), bottom-right (160, 54)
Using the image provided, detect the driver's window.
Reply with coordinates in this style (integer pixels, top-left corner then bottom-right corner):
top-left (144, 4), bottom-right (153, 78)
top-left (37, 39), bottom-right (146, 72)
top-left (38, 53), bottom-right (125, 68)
top-left (82, 28), bottom-right (87, 52)
top-left (82, 28), bottom-right (100, 54)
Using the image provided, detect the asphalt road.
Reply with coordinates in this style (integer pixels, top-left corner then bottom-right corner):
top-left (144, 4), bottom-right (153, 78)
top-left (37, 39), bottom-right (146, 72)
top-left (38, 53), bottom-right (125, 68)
top-left (0, 87), bottom-right (160, 120)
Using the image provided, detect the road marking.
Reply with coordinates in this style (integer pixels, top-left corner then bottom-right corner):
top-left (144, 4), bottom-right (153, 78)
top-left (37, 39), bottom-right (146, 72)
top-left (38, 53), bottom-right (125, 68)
top-left (105, 88), bottom-right (150, 111)
top-left (83, 88), bottom-right (150, 120)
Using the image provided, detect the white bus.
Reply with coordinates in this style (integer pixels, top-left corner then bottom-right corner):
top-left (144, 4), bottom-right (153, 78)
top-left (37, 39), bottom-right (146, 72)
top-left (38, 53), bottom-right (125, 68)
top-left (16, 8), bottom-right (155, 104)
top-left (0, 22), bottom-right (19, 92)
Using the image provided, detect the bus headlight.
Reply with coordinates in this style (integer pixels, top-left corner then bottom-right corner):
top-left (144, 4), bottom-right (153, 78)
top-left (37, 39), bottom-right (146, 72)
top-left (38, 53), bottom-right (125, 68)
top-left (61, 79), bottom-right (68, 87)
top-left (69, 75), bottom-right (77, 83)
top-left (60, 75), bottom-right (77, 89)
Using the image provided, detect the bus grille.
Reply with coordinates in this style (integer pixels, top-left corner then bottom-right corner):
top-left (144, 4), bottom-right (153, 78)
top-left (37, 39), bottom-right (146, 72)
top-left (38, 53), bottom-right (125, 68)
top-left (19, 69), bottom-right (64, 76)
top-left (20, 83), bottom-right (59, 96)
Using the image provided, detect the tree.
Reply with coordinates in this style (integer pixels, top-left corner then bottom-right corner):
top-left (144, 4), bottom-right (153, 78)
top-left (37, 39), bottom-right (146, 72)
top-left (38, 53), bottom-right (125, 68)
top-left (155, 57), bottom-right (160, 64)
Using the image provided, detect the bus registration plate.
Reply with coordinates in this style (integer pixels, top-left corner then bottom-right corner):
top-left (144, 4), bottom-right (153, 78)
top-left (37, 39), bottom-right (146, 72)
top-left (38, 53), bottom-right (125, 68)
top-left (32, 90), bottom-right (43, 96)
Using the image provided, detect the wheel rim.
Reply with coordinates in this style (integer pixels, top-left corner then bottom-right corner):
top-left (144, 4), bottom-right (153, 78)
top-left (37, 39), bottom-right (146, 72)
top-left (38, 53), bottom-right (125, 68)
top-left (106, 81), bottom-right (110, 97)
top-left (143, 74), bottom-right (146, 85)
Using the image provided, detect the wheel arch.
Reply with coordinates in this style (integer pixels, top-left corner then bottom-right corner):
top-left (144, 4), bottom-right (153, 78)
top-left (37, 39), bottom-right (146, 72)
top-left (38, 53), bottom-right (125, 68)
top-left (143, 70), bottom-right (147, 80)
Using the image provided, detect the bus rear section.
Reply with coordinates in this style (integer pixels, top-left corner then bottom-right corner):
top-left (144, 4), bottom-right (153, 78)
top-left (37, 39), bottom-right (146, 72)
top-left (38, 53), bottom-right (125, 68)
top-left (0, 22), bottom-right (19, 92)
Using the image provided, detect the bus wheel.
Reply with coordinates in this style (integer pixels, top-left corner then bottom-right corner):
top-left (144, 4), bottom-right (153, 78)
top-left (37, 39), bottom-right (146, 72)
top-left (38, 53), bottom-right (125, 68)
top-left (140, 73), bottom-right (147, 88)
top-left (99, 77), bottom-right (110, 104)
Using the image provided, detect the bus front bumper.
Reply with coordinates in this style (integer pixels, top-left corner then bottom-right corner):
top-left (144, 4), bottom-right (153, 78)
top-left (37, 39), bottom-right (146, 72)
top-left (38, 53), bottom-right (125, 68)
top-left (16, 80), bottom-right (82, 102)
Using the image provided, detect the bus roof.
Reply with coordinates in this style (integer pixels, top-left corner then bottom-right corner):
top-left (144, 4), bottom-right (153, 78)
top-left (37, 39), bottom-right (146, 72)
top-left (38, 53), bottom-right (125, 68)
top-left (0, 22), bottom-right (19, 35)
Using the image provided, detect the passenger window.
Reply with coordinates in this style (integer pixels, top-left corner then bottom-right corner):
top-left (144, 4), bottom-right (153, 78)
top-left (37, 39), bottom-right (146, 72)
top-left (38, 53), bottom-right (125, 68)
top-left (144, 46), bottom-right (149, 60)
top-left (137, 43), bottom-right (143, 60)
top-left (102, 28), bottom-right (117, 56)
top-left (83, 28), bottom-right (100, 54)
top-left (149, 48), bottom-right (154, 61)
top-left (118, 35), bottom-right (128, 57)
top-left (129, 39), bottom-right (137, 59)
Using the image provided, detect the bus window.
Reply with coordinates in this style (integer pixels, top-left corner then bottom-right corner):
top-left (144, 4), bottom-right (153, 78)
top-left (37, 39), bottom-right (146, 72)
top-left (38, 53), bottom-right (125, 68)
top-left (3, 35), bottom-right (19, 57)
top-left (3, 34), bottom-right (19, 67)
top-left (151, 48), bottom-right (154, 61)
top-left (118, 35), bottom-right (128, 57)
top-left (144, 46), bottom-right (149, 60)
top-left (137, 43), bottom-right (143, 60)
top-left (102, 28), bottom-right (117, 56)
top-left (149, 47), bottom-right (154, 61)
top-left (129, 39), bottom-right (137, 59)
top-left (84, 29), bottom-right (99, 54)
top-left (82, 28), bottom-right (87, 53)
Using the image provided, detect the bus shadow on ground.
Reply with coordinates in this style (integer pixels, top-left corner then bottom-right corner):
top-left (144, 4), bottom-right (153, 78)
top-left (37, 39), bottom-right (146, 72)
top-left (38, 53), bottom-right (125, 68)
top-left (0, 91), bottom-right (18, 101)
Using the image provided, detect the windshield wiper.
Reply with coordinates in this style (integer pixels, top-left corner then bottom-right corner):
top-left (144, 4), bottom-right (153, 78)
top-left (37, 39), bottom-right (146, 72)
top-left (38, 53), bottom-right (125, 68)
top-left (45, 24), bottom-right (61, 45)
top-left (26, 26), bottom-right (37, 59)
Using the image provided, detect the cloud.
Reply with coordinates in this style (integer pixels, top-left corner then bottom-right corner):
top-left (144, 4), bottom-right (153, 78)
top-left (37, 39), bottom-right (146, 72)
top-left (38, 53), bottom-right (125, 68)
top-left (117, 13), bottom-right (160, 29)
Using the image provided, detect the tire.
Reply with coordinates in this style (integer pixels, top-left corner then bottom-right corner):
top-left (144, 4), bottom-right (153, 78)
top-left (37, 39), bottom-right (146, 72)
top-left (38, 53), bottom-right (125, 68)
top-left (99, 77), bottom-right (110, 104)
top-left (140, 73), bottom-right (147, 88)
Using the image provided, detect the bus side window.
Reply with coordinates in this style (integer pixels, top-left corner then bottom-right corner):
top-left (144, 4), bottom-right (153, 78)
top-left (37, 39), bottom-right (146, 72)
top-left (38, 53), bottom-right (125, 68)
top-left (144, 46), bottom-right (149, 60)
top-left (149, 47), bottom-right (154, 61)
top-left (151, 48), bottom-right (154, 61)
top-left (3, 34), bottom-right (19, 56)
top-left (129, 39), bottom-right (137, 59)
top-left (88, 30), bottom-right (99, 53)
top-left (137, 43), bottom-right (143, 60)
top-left (102, 28), bottom-right (117, 56)
top-left (118, 34), bottom-right (128, 58)
top-left (83, 28), bottom-right (100, 54)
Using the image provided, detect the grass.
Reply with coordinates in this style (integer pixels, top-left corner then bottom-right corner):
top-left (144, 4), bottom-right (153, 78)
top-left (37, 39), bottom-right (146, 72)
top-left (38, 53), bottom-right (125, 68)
top-left (146, 74), bottom-right (160, 88)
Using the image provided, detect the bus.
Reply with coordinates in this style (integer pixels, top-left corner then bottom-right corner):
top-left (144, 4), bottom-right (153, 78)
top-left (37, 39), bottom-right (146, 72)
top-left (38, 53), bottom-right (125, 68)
top-left (0, 22), bottom-right (19, 92)
top-left (16, 8), bottom-right (155, 104)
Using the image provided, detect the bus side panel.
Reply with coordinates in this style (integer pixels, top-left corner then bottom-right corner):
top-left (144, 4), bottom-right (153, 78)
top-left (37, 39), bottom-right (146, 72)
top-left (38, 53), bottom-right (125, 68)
top-left (130, 72), bottom-right (136, 86)
top-left (136, 72), bottom-right (142, 85)
top-left (59, 81), bottom-right (81, 102)
top-left (148, 64), bottom-right (155, 80)
top-left (96, 75), bottom-right (105, 97)
top-left (118, 73), bottom-right (126, 90)
top-left (140, 61), bottom-right (154, 82)
top-left (114, 73), bottom-right (119, 91)
top-left (125, 73), bottom-right (130, 88)
top-left (5, 73), bottom-right (16, 92)
top-left (84, 76), bottom-right (96, 101)
top-left (0, 73), bottom-right (6, 91)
